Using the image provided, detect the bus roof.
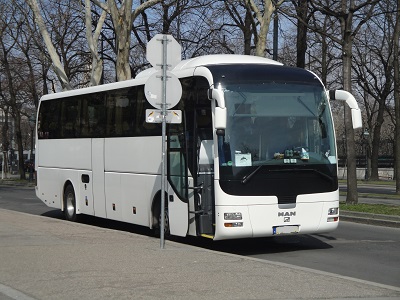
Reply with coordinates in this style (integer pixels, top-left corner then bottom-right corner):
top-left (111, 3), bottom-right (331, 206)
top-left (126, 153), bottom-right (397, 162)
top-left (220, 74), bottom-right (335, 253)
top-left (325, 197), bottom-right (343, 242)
top-left (40, 54), bottom-right (284, 101)
top-left (173, 54), bottom-right (282, 70)
top-left (135, 54), bottom-right (283, 79)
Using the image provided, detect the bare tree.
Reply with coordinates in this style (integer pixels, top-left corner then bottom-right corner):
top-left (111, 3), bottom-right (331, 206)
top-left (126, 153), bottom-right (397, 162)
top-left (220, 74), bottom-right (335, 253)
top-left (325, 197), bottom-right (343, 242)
top-left (25, 0), bottom-right (73, 90)
top-left (0, 2), bottom-right (32, 179)
top-left (353, 3), bottom-right (396, 181)
top-left (84, 0), bottom-right (107, 86)
top-left (290, 0), bottom-right (309, 68)
top-left (244, 0), bottom-right (285, 57)
top-left (220, 0), bottom-right (254, 54)
top-left (394, 0), bottom-right (400, 193)
top-left (307, 0), bottom-right (379, 204)
top-left (91, 0), bottom-right (161, 81)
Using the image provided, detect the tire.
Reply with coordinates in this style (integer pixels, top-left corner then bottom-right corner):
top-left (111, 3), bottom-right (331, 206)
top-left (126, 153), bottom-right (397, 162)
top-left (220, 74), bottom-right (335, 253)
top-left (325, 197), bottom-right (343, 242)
top-left (63, 184), bottom-right (79, 222)
top-left (153, 200), bottom-right (170, 237)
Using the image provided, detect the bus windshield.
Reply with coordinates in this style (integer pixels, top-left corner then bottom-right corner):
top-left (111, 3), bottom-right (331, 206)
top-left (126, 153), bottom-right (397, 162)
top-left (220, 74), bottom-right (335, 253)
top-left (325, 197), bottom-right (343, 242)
top-left (218, 82), bottom-right (336, 168)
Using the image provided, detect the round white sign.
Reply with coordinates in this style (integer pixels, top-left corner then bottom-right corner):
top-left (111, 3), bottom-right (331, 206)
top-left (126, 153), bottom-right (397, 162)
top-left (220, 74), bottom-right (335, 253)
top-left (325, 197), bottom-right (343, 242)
top-left (144, 70), bottom-right (182, 109)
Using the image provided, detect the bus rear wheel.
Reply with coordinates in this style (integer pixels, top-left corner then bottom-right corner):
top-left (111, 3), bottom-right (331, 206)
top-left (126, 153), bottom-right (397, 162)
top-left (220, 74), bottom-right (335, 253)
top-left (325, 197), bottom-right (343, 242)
top-left (63, 184), bottom-right (79, 222)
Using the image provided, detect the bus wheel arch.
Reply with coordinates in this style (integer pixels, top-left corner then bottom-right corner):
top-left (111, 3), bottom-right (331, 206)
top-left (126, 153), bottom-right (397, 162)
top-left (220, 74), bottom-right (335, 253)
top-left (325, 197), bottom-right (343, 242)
top-left (63, 182), bottom-right (79, 222)
top-left (151, 191), bottom-right (170, 236)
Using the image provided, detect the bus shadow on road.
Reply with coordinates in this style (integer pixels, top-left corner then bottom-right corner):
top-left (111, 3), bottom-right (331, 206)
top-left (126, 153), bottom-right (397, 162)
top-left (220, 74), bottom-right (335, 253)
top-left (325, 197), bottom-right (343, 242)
top-left (40, 211), bottom-right (334, 255)
top-left (177, 234), bottom-right (334, 256)
top-left (41, 211), bottom-right (155, 237)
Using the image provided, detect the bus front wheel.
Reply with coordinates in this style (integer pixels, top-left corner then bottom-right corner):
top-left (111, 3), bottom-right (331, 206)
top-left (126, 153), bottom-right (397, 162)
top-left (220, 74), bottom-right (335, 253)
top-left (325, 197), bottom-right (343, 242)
top-left (63, 184), bottom-right (79, 222)
top-left (153, 198), bottom-right (170, 237)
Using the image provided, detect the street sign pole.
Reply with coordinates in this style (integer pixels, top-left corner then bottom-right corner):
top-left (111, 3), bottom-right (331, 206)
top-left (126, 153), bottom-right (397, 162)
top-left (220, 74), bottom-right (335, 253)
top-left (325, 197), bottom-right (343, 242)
top-left (144, 34), bottom-right (182, 249)
top-left (160, 35), bottom-right (168, 249)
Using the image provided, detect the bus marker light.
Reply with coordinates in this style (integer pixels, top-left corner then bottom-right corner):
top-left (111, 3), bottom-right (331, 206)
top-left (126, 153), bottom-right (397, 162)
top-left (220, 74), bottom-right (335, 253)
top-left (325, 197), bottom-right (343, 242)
top-left (224, 222), bottom-right (243, 227)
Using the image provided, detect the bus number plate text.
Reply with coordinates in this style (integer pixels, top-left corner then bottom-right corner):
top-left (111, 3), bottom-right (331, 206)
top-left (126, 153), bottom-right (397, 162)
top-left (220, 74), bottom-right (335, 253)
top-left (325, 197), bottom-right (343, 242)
top-left (273, 225), bottom-right (299, 235)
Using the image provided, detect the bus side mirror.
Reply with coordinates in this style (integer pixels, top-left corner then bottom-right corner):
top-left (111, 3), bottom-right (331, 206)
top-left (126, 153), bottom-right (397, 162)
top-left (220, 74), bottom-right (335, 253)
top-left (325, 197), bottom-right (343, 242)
top-left (215, 107), bottom-right (227, 131)
top-left (208, 88), bottom-right (225, 108)
top-left (329, 90), bottom-right (362, 129)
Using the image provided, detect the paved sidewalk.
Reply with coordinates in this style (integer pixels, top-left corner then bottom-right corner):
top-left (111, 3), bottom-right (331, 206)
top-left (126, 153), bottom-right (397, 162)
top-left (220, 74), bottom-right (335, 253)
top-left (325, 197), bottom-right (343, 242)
top-left (1, 209), bottom-right (400, 300)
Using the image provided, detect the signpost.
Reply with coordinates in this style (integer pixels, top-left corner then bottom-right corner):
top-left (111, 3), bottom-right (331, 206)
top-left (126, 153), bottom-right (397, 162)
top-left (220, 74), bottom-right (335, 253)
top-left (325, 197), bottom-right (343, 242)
top-left (145, 34), bottom-right (182, 249)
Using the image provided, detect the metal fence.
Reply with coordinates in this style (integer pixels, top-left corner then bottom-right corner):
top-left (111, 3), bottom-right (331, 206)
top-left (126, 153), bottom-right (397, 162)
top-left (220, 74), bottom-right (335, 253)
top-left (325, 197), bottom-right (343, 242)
top-left (337, 139), bottom-right (394, 168)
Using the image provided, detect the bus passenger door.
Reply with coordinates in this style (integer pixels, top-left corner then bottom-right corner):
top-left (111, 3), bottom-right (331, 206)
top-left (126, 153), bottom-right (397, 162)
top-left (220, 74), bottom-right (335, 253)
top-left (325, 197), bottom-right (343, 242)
top-left (167, 132), bottom-right (189, 237)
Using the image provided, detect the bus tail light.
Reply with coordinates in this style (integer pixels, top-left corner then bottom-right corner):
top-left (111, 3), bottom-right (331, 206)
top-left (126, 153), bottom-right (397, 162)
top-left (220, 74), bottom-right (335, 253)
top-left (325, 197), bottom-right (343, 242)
top-left (327, 207), bottom-right (339, 222)
top-left (326, 207), bottom-right (339, 222)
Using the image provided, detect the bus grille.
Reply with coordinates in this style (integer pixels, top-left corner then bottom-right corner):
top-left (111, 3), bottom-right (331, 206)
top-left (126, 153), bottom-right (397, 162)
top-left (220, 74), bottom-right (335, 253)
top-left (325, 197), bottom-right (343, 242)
top-left (278, 195), bottom-right (297, 204)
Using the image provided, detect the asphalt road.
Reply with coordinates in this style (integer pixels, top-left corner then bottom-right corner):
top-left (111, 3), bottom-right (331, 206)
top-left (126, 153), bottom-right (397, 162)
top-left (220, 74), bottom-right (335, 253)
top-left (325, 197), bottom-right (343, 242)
top-left (1, 186), bottom-right (399, 288)
top-left (339, 183), bottom-right (397, 195)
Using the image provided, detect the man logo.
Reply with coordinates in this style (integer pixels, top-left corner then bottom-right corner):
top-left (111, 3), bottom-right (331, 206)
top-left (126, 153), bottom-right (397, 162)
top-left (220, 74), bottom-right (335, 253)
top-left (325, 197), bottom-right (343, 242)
top-left (278, 212), bottom-right (296, 217)
top-left (284, 217), bottom-right (290, 222)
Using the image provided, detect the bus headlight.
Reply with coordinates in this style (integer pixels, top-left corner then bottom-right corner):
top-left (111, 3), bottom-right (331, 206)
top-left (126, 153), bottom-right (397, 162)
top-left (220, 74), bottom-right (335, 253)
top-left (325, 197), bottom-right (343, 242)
top-left (328, 207), bottom-right (339, 215)
top-left (224, 212), bottom-right (242, 220)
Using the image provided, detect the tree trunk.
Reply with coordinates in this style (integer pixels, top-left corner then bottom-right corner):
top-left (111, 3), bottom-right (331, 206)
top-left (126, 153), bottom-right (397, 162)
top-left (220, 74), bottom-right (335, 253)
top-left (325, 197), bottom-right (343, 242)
top-left (255, 5), bottom-right (274, 57)
top-left (1, 108), bottom-right (10, 178)
top-left (394, 0), bottom-right (400, 194)
top-left (1, 38), bottom-right (26, 180)
top-left (369, 108), bottom-right (384, 181)
top-left (246, 0), bottom-right (275, 57)
top-left (244, 9), bottom-right (252, 55)
top-left (342, 34), bottom-right (358, 204)
top-left (85, 0), bottom-right (106, 86)
top-left (14, 113), bottom-right (25, 180)
top-left (295, 0), bottom-right (308, 68)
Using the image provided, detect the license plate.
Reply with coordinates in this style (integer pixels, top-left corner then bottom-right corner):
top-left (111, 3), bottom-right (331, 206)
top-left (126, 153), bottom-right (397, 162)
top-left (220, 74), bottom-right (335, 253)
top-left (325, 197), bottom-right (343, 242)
top-left (273, 225), bottom-right (299, 235)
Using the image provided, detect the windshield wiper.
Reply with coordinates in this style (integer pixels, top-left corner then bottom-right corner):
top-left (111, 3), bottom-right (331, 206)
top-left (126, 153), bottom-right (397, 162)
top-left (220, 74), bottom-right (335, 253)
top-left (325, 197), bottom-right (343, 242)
top-left (233, 92), bottom-right (248, 116)
top-left (269, 168), bottom-right (334, 183)
top-left (297, 97), bottom-right (315, 117)
top-left (242, 167), bottom-right (334, 184)
top-left (241, 165), bottom-right (263, 184)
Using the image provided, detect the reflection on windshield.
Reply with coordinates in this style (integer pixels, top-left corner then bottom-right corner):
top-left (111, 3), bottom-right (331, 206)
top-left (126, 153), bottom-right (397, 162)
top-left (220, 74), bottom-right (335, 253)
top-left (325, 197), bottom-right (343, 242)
top-left (218, 83), bottom-right (336, 167)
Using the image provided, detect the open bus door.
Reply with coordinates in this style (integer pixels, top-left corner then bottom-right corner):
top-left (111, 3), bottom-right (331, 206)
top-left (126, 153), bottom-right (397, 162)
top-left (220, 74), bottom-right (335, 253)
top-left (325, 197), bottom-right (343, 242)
top-left (167, 132), bottom-right (189, 237)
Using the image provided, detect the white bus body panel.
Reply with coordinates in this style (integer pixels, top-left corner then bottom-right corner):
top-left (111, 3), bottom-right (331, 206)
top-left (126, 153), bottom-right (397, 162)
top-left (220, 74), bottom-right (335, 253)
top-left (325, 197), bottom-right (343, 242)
top-left (37, 136), bottom-right (189, 236)
top-left (37, 139), bottom-right (92, 170)
top-left (104, 137), bottom-right (162, 174)
top-left (213, 181), bottom-right (339, 240)
top-left (36, 139), bottom-right (92, 209)
top-left (103, 137), bottom-right (160, 226)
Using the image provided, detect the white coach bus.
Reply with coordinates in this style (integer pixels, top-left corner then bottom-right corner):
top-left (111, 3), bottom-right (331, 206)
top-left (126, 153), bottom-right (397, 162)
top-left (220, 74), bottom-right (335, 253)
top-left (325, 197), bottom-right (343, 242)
top-left (35, 54), bottom-right (362, 240)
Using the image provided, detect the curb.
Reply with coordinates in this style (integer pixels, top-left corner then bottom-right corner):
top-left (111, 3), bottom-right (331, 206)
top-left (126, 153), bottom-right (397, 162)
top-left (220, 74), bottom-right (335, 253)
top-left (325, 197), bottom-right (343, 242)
top-left (340, 210), bottom-right (400, 228)
top-left (0, 180), bottom-right (35, 187)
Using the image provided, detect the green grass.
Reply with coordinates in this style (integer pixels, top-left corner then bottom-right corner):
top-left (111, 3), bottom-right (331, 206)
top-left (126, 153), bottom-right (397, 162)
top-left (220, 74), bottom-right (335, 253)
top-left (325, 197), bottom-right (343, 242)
top-left (340, 202), bottom-right (400, 216)
top-left (339, 180), bottom-right (400, 215)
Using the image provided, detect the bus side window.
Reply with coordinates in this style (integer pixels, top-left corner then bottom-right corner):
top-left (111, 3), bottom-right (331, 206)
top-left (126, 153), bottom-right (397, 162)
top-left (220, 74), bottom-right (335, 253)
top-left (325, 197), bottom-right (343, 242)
top-left (87, 93), bottom-right (106, 138)
top-left (61, 98), bottom-right (80, 138)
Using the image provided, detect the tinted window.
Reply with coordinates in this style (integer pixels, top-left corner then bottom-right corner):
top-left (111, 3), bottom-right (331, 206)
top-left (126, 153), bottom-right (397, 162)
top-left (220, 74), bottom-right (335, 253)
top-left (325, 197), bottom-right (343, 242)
top-left (38, 85), bottom-right (161, 139)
